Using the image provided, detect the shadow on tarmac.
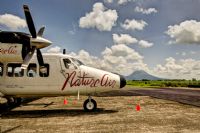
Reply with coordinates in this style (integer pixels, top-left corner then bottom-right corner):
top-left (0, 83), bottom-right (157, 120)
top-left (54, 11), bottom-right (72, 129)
top-left (0, 97), bottom-right (41, 115)
top-left (1, 108), bottom-right (118, 119)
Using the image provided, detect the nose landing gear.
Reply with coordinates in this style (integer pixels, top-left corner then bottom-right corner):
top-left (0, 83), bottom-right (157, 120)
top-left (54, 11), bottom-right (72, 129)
top-left (83, 96), bottom-right (97, 111)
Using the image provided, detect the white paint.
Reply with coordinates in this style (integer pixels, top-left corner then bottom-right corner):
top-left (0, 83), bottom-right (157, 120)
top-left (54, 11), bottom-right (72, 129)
top-left (0, 43), bottom-right (23, 62)
top-left (0, 53), bottom-right (121, 97)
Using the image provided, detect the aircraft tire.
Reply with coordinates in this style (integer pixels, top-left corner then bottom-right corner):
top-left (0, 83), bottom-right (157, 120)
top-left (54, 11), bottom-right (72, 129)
top-left (6, 97), bottom-right (22, 106)
top-left (6, 97), bottom-right (15, 106)
top-left (83, 99), bottom-right (97, 112)
top-left (15, 97), bottom-right (22, 106)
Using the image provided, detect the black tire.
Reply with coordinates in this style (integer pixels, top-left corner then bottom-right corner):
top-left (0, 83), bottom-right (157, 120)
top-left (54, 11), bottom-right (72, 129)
top-left (6, 97), bottom-right (22, 106)
top-left (6, 97), bottom-right (14, 106)
top-left (15, 97), bottom-right (22, 106)
top-left (83, 99), bottom-right (97, 112)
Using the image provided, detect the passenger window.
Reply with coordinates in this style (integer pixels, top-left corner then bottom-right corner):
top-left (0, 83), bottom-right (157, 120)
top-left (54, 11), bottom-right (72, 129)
top-left (0, 63), bottom-right (3, 76)
top-left (27, 64), bottom-right (37, 77)
top-left (63, 58), bottom-right (77, 69)
top-left (7, 64), bottom-right (24, 77)
top-left (39, 64), bottom-right (49, 77)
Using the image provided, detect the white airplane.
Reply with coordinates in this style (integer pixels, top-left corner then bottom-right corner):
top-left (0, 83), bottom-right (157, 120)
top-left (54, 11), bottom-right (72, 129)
top-left (0, 5), bottom-right (126, 111)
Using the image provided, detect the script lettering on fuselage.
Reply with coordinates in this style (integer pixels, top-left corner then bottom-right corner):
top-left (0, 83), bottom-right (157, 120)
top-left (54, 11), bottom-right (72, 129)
top-left (61, 71), bottom-right (116, 90)
top-left (0, 46), bottom-right (18, 55)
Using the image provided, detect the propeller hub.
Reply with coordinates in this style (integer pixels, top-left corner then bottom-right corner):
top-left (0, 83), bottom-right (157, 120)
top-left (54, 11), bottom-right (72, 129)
top-left (31, 36), bottom-right (52, 49)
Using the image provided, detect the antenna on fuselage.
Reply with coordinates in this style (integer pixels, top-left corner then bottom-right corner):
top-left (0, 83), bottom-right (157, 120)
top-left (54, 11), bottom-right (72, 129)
top-left (63, 49), bottom-right (66, 54)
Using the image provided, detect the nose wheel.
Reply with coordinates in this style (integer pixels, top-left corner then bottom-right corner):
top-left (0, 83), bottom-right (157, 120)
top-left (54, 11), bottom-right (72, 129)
top-left (83, 96), bottom-right (97, 111)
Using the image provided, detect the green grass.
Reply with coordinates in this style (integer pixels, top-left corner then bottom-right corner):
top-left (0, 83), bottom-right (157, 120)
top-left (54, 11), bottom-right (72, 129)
top-left (127, 80), bottom-right (200, 88)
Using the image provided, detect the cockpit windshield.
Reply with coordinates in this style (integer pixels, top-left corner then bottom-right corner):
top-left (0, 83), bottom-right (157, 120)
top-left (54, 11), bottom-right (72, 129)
top-left (71, 58), bottom-right (84, 66)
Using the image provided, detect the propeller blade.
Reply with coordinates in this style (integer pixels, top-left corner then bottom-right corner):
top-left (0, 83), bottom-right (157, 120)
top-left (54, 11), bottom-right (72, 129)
top-left (37, 26), bottom-right (45, 37)
top-left (23, 5), bottom-right (37, 38)
top-left (37, 49), bottom-right (44, 66)
top-left (21, 47), bottom-right (36, 69)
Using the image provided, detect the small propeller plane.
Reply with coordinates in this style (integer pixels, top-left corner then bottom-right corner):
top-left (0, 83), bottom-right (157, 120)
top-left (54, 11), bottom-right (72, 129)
top-left (0, 5), bottom-right (126, 111)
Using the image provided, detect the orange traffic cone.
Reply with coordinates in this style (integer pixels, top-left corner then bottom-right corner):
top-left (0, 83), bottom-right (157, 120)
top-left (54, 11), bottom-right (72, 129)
top-left (136, 104), bottom-right (141, 111)
top-left (64, 98), bottom-right (68, 105)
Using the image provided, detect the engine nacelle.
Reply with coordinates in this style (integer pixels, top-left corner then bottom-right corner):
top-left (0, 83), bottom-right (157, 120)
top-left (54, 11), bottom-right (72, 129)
top-left (0, 43), bottom-right (23, 62)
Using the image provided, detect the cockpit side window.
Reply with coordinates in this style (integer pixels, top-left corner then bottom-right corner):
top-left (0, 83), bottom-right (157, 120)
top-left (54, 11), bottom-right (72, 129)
top-left (0, 63), bottom-right (3, 76)
top-left (63, 58), bottom-right (77, 69)
top-left (63, 59), bottom-right (71, 69)
top-left (7, 63), bottom-right (24, 77)
top-left (27, 63), bottom-right (37, 77)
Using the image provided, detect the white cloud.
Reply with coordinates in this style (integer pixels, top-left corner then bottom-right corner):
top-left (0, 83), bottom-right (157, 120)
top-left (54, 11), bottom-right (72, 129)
top-left (70, 44), bottom-right (148, 76)
top-left (47, 46), bottom-right (61, 53)
top-left (153, 57), bottom-right (183, 78)
top-left (68, 30), bottom-right (75, 35)
top-left (104, 0), bottom-right (113, 3)
top-left (190, 51), bottom-right (196, 55)
top-left (112, 34), bottom-right (138, 45)
top-left (68, 23), bottom-right (76, 35)
top-left (134, 6), bottom-right (158, 15)
top-left (101, 45), bottom-right (146, 76)
top-left (176, 51), bottom-right (197, 56)
top-left (112, 34), bottom-right (153, 48)
top-left (166, 20), bottom-right (200, 44)
top-left (181, 52), bottom-right (186, 56)
top-left (121, 19), bottom-right (147, 31)
top-left (0, 14), bottom-right (27, 30)
top-left (101, 44), bottom-right (148, 75)
top-left (102, 44), bottom-right (143, 60)
top-left (138, 40), bottom-right (154, 48)
top-left (153, 57), bottom-right (200, 79)
top-left (104, 0), bottom-right (136, 5)
top-left (118, 0), bottom-right (131, 5)
top-left (79, 2), bottom-right (118, 31)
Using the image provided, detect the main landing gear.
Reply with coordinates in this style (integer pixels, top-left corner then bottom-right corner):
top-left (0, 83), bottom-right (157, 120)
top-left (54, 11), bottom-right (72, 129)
top-left (83, 96), bottom-right (97, 112)
top-left (6, 97), bottom-right (22, 106)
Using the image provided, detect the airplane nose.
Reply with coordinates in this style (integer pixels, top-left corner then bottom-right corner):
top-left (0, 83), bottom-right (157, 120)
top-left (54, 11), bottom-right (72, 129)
top-left (120, 75), bottom-right (126, 88)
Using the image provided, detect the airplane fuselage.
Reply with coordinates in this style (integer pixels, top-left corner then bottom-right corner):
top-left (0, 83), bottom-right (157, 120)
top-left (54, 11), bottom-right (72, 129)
top-left (0, 53), bottom-right (125, 98)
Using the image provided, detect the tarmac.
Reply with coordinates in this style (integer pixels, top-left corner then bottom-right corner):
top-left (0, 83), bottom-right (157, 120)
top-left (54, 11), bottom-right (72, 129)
top-left (0, 87), bottom-right (200, 133)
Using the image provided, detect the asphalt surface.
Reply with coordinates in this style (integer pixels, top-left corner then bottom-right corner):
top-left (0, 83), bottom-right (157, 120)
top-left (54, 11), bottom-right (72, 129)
top-left (127, 87), bottom-right (200, 107)
top-left (97, 87), bottom-right (200, 107)
top-left (0, 87), bottom-right (200, 132)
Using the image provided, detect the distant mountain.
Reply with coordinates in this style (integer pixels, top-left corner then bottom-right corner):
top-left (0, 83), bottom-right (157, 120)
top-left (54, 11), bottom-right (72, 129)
top-left (126, 70), bottom-right (164, 80)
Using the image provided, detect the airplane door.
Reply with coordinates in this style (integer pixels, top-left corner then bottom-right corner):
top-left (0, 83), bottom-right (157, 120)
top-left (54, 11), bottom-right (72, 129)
top-left (60, 58), bottom-right (82, 93)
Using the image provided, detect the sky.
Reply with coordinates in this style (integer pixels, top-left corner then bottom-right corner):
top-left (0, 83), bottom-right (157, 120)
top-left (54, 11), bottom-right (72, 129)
top-left (1, 0), bottom-right (200, 79)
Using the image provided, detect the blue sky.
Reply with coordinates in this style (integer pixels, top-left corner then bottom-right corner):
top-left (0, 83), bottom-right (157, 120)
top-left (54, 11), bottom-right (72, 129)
top-left (1, 0), bottom-right (200, 79)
